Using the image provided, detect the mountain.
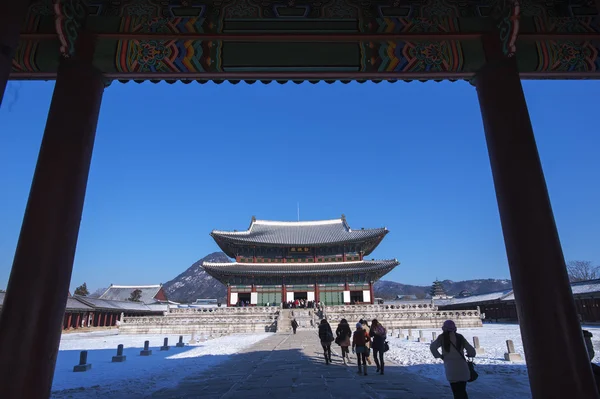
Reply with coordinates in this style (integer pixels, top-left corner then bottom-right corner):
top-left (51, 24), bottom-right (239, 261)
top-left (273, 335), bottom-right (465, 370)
top-left (163, 252), bottom-right (230, 303)
top-left (163, 251), bottom-right (512, 303)
top-left (373, 279), bottom-right (513, 299)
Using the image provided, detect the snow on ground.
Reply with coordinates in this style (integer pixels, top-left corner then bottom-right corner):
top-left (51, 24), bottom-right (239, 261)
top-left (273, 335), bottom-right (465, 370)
top-left (383, 323), bottom-right (600, 399)
top-left (51, 331), bottom-right (271, 398)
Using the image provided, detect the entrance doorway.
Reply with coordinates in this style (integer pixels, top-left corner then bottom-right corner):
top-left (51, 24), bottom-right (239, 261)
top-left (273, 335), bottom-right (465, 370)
top-left (237, 293), bottom-right (251, 305)
top-left (293, 292), bottom-right (307, 301)
top-left (350, 291), bottom-right (364, 304)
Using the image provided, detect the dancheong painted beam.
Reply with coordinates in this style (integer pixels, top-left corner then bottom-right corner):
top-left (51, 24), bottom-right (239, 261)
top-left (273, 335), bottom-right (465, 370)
top-left (7, 0), bottom-right (600, 83)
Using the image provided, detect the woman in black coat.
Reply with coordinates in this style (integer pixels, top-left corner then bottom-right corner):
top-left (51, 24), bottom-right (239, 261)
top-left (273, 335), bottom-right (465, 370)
top-left (318, 319), bottom-right (334, 364)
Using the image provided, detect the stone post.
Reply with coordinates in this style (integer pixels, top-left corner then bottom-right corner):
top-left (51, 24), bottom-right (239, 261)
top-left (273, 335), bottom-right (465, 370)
top-left (112, 344), bottom-right (126, 362)
top-left (473, 336), bottom-right (485, 355)
top-left (73, 350), bottom-right (92, 372)
top-left (407, 328), bottom-right (413, 340)
top-left (432, 332), bottom-right (437, 343)
top-left (140, 340), bottom-right (152, 356)
top-left (504, 340), bottom-right (522, 361)
top-left (176, 336), bottom-right (185, 348)
top-left (160, 338), bottom-right (170, 351)
top-left (398, 329), bottom-right (403, 339)
top-left (189, 332), bottom-right (197, 344)
top-left (418, 330), bottom-right (426, 342)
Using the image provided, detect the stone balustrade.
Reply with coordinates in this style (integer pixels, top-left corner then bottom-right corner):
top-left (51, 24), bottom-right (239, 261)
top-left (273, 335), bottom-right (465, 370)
top-left (119, 307), bottom-right (280, 335)
top-left (169, 306), bottom-right (280, 314)
top-left (324, 303), bottom-right (439, 313)
top-left (323, 305), bottom-right (482, 329)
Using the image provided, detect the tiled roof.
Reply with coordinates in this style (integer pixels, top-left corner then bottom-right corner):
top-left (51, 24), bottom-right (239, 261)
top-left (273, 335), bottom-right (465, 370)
top-left (65, 297), bottom-right (93, 311)
top-left (73, 295), bottom-right (166, 312)
top-left (99, 285), bottom-right (163, 304)
top-left (211, 218), bottom-right (387, 247)
top-left (436, 289), bottom-right (514, 307)
top-left (202, 259), bottom-right (399, 278)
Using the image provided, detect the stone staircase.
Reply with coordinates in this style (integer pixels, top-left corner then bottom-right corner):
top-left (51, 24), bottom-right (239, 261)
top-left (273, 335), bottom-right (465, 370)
top-left (276, 308), bottom-right (317, 334)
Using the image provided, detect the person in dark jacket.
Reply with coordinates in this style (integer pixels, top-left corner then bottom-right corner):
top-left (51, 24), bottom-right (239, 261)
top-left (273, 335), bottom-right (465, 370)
top-left (318, 319), bottom-right (335, 364)
top-left (291, 319), bottom-right (298, 334)
top-left (336, 318), bottom-right (352, 365)
top-left (369, 319), bottom-right (387, 374)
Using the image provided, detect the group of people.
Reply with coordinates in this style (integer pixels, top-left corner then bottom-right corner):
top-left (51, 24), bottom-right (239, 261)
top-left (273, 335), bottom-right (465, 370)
top-left (316, 318), bottom-right (477, 399)
top-left (283, 299), bottom-right (315, 309)
top-left (317, 318), bottom-right (388, 376)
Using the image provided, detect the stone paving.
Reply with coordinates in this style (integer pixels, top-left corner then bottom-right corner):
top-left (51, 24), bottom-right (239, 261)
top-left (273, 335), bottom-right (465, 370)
top-left (149, 331), bottom-right (452, 399)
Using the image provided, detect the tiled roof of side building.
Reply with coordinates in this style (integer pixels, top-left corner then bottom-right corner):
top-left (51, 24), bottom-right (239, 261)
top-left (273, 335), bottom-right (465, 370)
top-left (99, 284), bottom-right (164, 304)
top-left (202, 259), bottom-right (399, 277)
top-left (435, 289), bottom-right (514, 307)
top-left (211, 217), bottom-right (388, 247)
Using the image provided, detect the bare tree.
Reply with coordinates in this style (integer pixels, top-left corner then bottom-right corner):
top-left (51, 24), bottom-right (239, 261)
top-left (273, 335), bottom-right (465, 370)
top-left (567, 261), bottom-right (600, 282)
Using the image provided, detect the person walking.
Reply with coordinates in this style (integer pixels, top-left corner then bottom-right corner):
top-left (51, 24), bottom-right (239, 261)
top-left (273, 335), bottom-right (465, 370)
top-left (318, 319), bottom-right (334, 364)
top-left (352, 322), bottom-right (369, 376)
top-left (291, 318), bottom-right (298, 334)
top-left (430, 320), bottom-right (476, 399)
top-left (335, 318), bottom-right (352, 365)
top-left (369, 319), bottom-right (387, 374)
top-left (360, 319), bottom-right (373, 365)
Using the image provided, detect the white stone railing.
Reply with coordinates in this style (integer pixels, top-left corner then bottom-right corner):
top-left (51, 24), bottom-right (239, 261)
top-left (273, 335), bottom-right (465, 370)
top-left (324, 303), bottom-right (439, 313)
top-left (169, 306), bottom-right (279, 314)
top-left (323, 306), bottom-right (482, 329)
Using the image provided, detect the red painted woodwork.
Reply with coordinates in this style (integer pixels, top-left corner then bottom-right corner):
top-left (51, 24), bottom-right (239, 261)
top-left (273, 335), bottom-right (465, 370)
top-left (75, 313), bottom-right (81, 329)
top-left (0, 0), bottom-right (32, 105)
top-left (154, 287), bottom-right (167, 302)
top-left (369, 281), bottom-right (374, 305)
top-left (315, 283), bottom-right (320, 304)
top-left (476, 33), bottom-right (599, 399)
top-left (0, 32), bottom-right (104, 399)
top-left (227, 285), bottom-right (231, 307)
top-left (66, 313), bottom-right (72, 330)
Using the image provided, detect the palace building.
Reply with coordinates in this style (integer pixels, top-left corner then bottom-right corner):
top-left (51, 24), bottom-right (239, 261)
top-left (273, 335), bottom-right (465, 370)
top-left (202, 216), bottom-right (399, 307)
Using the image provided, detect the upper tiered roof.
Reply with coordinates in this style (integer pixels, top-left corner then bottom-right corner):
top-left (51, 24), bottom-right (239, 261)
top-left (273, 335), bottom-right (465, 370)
top-left (211, 216), bottom-right (388, 257)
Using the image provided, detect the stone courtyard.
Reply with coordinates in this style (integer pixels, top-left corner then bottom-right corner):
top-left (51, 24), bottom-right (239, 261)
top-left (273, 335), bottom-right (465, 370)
top-left (150, 330), bottom-right (459, 399)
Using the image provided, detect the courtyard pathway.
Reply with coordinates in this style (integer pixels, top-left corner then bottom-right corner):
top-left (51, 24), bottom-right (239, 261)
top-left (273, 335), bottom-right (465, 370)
top-left (150, 331), bottom-right (451, 399)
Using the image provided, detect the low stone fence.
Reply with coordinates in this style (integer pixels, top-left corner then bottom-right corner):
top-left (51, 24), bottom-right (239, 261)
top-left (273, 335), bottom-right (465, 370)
top-left (119, 307), bottom-right (279, 335)
top-left (323, 304), bottom-right (482, 329)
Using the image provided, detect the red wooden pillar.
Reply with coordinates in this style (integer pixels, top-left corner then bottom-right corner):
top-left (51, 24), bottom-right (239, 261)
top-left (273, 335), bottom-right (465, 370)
top-left (66, 313), bottom-right (72, 330)
top-left (369, 281), bottom-right (374, 304)
top-left (0, 31), bottom-right (104, 399)
top-left (0, 0), bottom-right (33, 106)
top-left (109, 313), bottom-right (114, 326)
top-left (282, 282), bottom-right (287, 306)
top-left (75, 313), bottom-right (81, 329)
top-left (227, 284), bottom-right (231, 307)
top-left (315, 281), bottom-right (320, 304)
top-left (103, 313), bottom-right (108, 327)
top-left (475, 33), bottom-right (598, 399)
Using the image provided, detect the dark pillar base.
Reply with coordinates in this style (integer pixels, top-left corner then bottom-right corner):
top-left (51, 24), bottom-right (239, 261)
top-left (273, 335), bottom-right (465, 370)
top-left (140, 350), bottom-right (153, 356)
top-left (160, 345), bottom-right (170, 351)
top-left (176, 342), bottom-right (185, 348)
top-left (111, 356), bottom-right (126, 363)
top-left (73, 364), bottom-right (92, 372)
top-left (475, 34), bottom-right (599, 399)
top-left (0, 55), bottom-right (104, 398)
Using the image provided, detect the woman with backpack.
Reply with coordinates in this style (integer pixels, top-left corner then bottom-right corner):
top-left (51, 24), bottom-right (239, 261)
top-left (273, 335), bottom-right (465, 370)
top-left (369, 319), bottom-right (387, 374)
top-left (430, 320), bottom-right (477, 399)
top-left (335, 318), bottom-right (352, 365)
top-left (318, 319), bottom-right (334, 364)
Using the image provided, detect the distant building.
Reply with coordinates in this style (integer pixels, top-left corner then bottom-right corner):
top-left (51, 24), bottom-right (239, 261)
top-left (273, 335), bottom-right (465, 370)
top-left (436, 279), bottom-right (600, 323)
top-left (430, 280), bottom-right (451, 299)
top-left (204, 216), bottom-right (400, 306)
top-left (396, 294), bottom-right (418, 301)
top-left (99, 284), bottom-right (175, 305)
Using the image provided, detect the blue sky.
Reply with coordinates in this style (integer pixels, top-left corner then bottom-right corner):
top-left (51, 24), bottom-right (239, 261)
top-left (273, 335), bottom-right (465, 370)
top-left (1, 79), bottom-right (599, 293)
